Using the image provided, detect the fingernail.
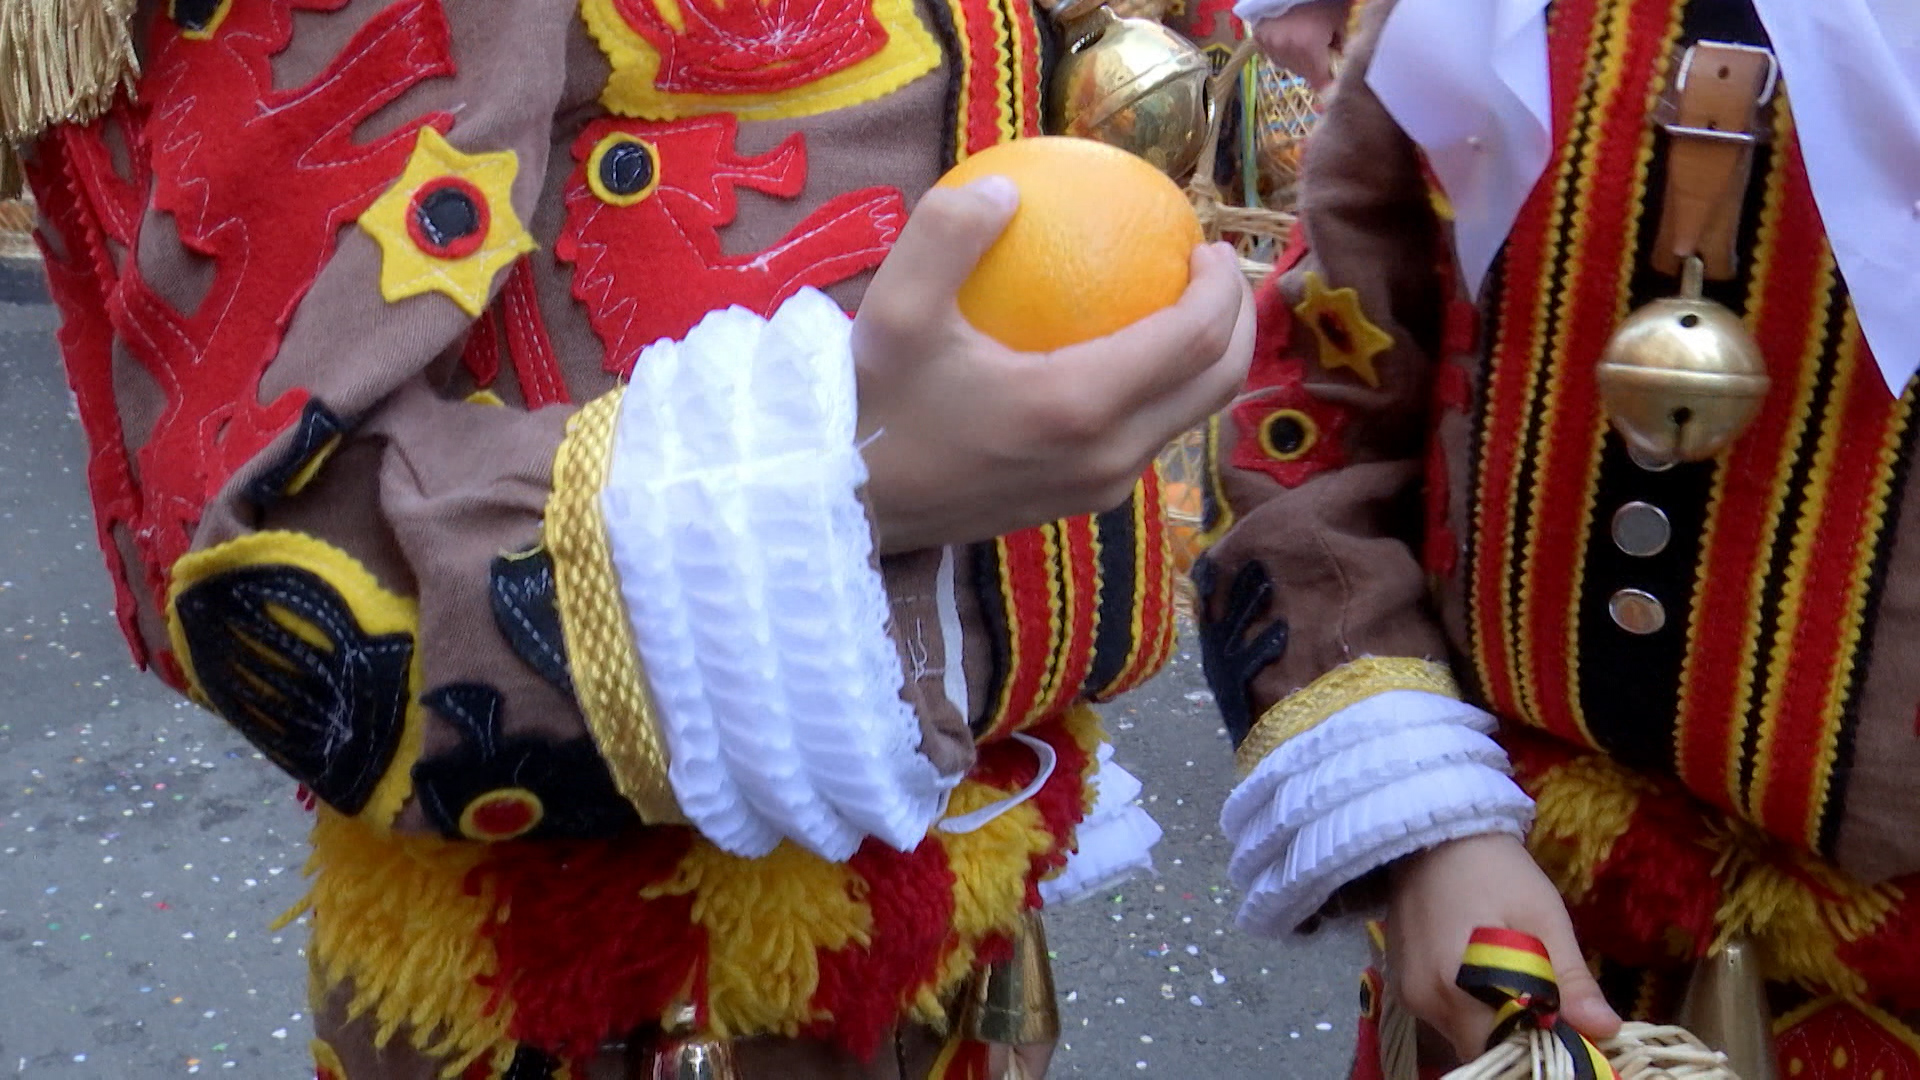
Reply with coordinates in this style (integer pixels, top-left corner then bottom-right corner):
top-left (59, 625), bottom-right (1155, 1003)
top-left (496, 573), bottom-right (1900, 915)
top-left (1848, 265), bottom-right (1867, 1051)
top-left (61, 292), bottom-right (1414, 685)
top-left (971, 175), bottom-right (1020, 214)
top-left (1212, 241), bottom-right (1239, 262)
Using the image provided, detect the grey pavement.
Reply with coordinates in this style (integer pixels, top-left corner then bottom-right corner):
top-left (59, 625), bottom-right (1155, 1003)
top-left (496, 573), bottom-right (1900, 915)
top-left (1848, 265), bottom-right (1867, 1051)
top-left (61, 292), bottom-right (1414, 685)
top-left (0, 292), bottom-right (1364, 1077)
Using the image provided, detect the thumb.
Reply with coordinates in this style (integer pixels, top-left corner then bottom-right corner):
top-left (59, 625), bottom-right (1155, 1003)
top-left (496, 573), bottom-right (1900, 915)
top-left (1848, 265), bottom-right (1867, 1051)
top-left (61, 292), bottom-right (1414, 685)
top-left (1301, 47), bottom-right (1337, 91)
top-left (864, 177), bottom-right (1020, 325)
top-left (1536, 918), bottom-right (1623, 1043)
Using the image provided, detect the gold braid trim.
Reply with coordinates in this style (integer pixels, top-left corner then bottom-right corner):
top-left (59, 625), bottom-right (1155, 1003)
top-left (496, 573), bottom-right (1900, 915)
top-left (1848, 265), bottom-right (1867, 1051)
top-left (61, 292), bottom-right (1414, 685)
top-left (545, 390), bottom-right (684, 825)
top-left (1235, 656), bottom-right (1461, 775)
top-left (0, 0), bottom-right (142, 198)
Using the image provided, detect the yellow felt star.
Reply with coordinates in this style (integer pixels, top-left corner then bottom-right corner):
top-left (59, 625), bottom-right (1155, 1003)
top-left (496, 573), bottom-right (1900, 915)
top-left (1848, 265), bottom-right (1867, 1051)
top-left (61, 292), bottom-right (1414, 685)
top-left (359, 127), bottom-right (536, 317)
top-left (1293, 271), bottom-right (1393, 388)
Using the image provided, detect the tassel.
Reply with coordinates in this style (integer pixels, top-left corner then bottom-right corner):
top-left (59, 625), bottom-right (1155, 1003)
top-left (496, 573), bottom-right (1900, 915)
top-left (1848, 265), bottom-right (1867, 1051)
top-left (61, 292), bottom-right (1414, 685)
top-left (0, 0), bottom-right (141, 148)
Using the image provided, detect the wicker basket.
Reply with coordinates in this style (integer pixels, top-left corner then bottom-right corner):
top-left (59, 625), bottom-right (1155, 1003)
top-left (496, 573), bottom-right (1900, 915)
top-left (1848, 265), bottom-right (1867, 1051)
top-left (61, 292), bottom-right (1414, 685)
top-left (1250, 56), bottom-right (1321, 208)
top-left (1441, 1023), bottom-right (1741, 1080)
top-left (1185, 38), bottom-right (1300, 285)
top-left (0, 197), bottom-right (36, 261)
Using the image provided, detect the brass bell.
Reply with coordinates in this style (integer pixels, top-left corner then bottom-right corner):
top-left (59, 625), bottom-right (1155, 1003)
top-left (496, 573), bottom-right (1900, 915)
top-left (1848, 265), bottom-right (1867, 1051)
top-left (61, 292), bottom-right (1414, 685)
top-left (1044, 0), bottom-right (1211, 178)
top-left (1675, 936), bottom-right (1780, 1080)
top-left (648, 1001), bottom-right (740, 1080)
top-left (960, 909), bottom-right (1062, 1047)
top-left (1597, 256), bottom-right (1768, 466)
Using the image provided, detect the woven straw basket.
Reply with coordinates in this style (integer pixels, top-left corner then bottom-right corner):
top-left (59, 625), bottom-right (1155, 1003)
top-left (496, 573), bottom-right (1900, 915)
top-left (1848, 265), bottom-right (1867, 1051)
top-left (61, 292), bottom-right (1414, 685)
top-left (1440, 1024), bottom-right (1742, 1080)
top-left (1185, 38), bottom-right (1299, 285)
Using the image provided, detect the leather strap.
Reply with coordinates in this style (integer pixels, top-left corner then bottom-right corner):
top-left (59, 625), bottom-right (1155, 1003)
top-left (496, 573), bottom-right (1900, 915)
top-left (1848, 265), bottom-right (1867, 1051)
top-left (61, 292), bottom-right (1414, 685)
top-left (1651, 43), bottom-right (1776, 280)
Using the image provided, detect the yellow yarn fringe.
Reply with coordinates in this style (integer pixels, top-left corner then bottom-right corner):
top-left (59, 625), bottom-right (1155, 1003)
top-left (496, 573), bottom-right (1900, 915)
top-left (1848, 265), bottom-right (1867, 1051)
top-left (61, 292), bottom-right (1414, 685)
top-left (0, 0), bottom-right (141, 198)
top-left (293, 707), bottom-right (1107, 1069)
top-left (287, 809), bottom-right (510, 1079)
top-left (643, 843), bottom-right (871, 1039)
top-left (1522, 756), bottom-right (1655, 902)
top-left (1705, 822), bottom-right (1901, 997)
top-left (1519, 752), bottom-right (1903, 997)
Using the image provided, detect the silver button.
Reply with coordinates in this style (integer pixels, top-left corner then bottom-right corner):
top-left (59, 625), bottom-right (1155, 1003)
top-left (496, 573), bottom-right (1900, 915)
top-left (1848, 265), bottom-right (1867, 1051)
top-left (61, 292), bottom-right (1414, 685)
top-left (1611, 502), bottom-right (1672, 558)
top-left (1609, 589), bottom-right (1667, 635)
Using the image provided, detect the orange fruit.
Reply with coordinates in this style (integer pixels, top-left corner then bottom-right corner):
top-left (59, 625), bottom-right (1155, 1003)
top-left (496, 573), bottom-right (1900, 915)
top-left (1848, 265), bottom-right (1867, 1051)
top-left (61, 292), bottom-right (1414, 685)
top-left (934, 136), bottom-right (1203, 353)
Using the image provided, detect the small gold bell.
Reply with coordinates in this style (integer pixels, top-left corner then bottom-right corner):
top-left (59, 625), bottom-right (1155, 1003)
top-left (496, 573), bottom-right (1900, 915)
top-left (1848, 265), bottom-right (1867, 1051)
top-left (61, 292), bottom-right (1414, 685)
top-left (649, 1001), bottom-right (740, 1080)
top-left (1676, 936), bottom-right (1779, 1080)
top-left (960, 910), bottom-right (1062, 1047)
top-left (1044, 0), bottom-right (1211, 178)
top-left (1597, 256), bottom-right (1768, 466)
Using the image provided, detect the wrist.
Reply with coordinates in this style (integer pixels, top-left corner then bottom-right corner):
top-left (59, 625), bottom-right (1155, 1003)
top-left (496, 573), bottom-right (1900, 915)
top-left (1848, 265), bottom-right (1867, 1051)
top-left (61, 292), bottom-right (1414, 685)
top-left (1388, 831), bottom-right (1528, 889)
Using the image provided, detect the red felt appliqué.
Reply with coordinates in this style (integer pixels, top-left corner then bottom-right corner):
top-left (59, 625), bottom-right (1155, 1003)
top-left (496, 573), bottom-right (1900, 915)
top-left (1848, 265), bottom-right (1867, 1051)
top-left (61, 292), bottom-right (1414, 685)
top-left (26, 0), bottom-right (457, 675)
top-left (609, 0), bottom-right (886, 96)
top-left (1182, 0), bottom-right (1243, 41)
top-left (457, 257), bottom-right (572, 407)
top-left (1228, 296), bottom-right (1351, 489)
top-left (1775, 999), bottom-right (1920, 1080)
top-left (555, 115), bottom-right (905, 376)
top-left (28, 112), bottom-right (151, 666)
top-left (498, 258), bottom-right (571, 408)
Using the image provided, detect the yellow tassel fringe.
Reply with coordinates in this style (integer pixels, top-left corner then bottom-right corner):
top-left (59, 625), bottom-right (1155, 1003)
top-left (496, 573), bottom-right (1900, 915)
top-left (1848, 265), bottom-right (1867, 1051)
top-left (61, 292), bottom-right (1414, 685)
top-left (284, 810), bottom-right (511, 1078)
top-left (294, 707), bottom-right (1108, 1071)
top-left (1520, 751), bottom-right (1905, 997)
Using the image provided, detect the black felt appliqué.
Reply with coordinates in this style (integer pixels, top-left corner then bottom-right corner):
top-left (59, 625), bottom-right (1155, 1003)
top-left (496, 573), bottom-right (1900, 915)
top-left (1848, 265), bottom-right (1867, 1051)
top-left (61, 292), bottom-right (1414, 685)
top-left (413, 683), bottom-right (640, 841)
top-left (245, 399), bottom-right (349, 509)
top-left (173, 564), bottom-right (411, 815)
top-left (598, 139), bottom-right (656, 198)
top-left (1193, 556), bottom-right (1291, 748)
top-left (489, 548), bottom-right (574, 698)
top-left (170, 0), bottom-right (225, 31)
top-left (501, 1046), bottom-right (560, 1080)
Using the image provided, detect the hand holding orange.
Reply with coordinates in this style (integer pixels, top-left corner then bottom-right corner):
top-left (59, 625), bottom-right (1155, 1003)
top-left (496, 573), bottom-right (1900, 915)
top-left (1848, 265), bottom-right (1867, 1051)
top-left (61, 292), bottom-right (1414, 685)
top-left (851, 135), bottom-right (1251, 554)
top-left (933, 136), bottom-right (1206, 352)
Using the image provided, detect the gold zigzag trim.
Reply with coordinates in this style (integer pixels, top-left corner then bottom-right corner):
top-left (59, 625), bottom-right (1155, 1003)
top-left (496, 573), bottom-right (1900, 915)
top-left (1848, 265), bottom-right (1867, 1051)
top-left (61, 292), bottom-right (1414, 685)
top-left (544, 390), bottom-right (684, 825)
top-left (1235, 656), bottom-right (1461, 774)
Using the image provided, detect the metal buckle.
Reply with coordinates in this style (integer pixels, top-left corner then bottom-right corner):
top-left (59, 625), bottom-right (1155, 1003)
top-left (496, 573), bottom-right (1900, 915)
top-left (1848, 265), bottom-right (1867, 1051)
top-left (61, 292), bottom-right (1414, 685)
top-left (1676, 41), bottom-right (1779, 106)
top-left (1660, 123), bottom-right (1759, 146)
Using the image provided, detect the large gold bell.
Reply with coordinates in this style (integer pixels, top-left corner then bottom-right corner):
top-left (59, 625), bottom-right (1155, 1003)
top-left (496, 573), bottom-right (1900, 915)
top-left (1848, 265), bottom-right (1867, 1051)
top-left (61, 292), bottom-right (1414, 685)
top-left (649, 1002), bottom-right (740, 1080)
top-left (1597, 257), bottom-right (1768, 466)
top-left (1675, 936), bottom-right (1779, 1080)
top-left (1045, 0), bottom-right (1211, 178)
top-left (960, 910), bottom-right (1062, 1047)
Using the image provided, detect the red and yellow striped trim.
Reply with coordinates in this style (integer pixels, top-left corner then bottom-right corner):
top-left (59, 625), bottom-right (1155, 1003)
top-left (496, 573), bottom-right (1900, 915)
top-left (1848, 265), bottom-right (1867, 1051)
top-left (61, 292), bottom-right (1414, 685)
top-left (1671, 109), bottom-right (1834, 818)
top-left (1488, 0), bottom-right (1686, 749)
top-left (979, 518), bottom-right (1101, 741)
top-left (948, 0), bottom-right (1044, 164)
top-left (1469, 0), bottom-right (1629, 735)
top-left (1091, 465), bottom-right (1177, 700)
top-left (1658, 116), bottom-right (1912, 851)
top-left (1467, 2), bottom-right (1914, 856)
top-left (976, 475), bottom-right (1179, 740)
top-left (1744, 311), bottom-right (1911, 848)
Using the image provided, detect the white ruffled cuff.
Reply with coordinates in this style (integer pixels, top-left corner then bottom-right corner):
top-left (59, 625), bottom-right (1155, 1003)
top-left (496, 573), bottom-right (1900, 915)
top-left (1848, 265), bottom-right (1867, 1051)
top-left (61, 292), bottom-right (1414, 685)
top-left (600, 289), bottom-right (959, 863)
top-left (1220, 690), bottom-right (1532, 935)
top-left (1039, 743), bottom-right (1165, 907)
